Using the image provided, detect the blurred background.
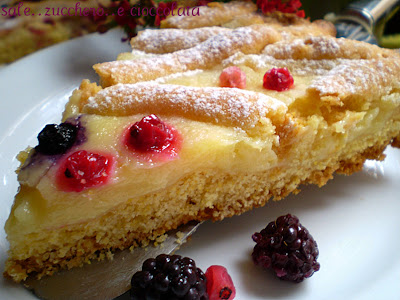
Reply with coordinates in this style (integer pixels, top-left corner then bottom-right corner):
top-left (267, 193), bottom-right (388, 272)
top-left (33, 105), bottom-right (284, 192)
top-left (0, 0), bottom-right (399, 65)
top-left (302, 0), bottom-right (400, 48)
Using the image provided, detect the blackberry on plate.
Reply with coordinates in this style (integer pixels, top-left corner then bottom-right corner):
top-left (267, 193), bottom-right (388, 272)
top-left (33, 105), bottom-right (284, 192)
top-left (130, 254), bottom-right (209, 300)
top-left (36, 123), bottom-right (78, 155)
top-left (252, 214), bottom-right (320, 283)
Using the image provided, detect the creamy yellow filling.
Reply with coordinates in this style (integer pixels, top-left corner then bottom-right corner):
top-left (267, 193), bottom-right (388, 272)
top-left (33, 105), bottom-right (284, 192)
top-left (150, 65), bottom-right (312, 107)
top-left (6, 114), bottom-right (278, 236)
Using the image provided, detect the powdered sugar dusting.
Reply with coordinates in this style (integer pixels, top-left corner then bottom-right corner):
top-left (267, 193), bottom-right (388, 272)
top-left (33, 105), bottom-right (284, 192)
top-left (263, 36), bottom-right (397, 61)
top-left (96, 25), bottom-right (276, 85)
top-left (85, 83), bottom-right (287, 128)
top-left (309, 59), bottom-right (400, 100)
top-left (223, 52), bottom-right (338, 76)
top-left (132, 27), bottom-right (230, 54)
top-left (176, 26), bottom-right (259, 65)
top-left (263, 36), bottom-right (341, 59)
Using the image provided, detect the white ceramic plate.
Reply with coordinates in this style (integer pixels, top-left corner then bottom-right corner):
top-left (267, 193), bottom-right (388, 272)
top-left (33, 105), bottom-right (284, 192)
top-left (1, 29), bottom-right (400, 300)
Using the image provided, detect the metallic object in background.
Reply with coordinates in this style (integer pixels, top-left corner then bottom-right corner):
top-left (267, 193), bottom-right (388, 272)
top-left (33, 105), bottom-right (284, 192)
top-left (328, 0), bottom-right (400, 44)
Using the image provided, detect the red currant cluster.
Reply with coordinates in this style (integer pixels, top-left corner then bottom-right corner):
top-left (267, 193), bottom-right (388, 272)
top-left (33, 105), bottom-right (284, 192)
top-left (256, 0), bottom-right (305, 18)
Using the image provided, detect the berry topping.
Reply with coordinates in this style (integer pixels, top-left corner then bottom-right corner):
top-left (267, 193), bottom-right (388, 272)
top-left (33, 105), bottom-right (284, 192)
top-left (263, 67), bottom-right (294, 91)
top-left (130, 254), bottom-right (208, 300)
top-left (36, 123), bottom-right (78, 155)
top-left (127, 114), bottom-right (174, 153)
top-left (56, 150), bottom-right (114, 192)
top-left (124, 115), bottom-right (182, 161)
top-left (257, 0), bottom-right (306, 18)
top-left (205, 265), bottom-right (236, 300)
top-left (252, 214), bottom-right (320, 283)
top-left (219, 66), bottom-right (246, 89)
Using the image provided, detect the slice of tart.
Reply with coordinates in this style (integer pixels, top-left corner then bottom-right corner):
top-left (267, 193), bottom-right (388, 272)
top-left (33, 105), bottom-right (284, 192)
top-left (4, 31), bottom-right (400, 283)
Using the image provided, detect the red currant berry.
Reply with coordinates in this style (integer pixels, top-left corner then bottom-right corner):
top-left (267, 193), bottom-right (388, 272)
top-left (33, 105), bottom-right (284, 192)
top-left (205, 265), bottom-right (236, 300)
top-left (127, 114), bottom-right (174, 153)
top-left (263, 67), bottom-right (294, 91)
top-left (219, 66), bottom-right (246, 89)
top-left (124, 115), bottom-right (182, 162)
top-left (57, 150), bottom-right (114, 192)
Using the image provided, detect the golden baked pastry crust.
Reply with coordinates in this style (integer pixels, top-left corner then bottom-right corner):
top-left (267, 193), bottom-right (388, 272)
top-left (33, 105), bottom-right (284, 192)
top-left (131, 19), bottom-right (335, 55)
top-left (95, 25), bottom-right (282, 86)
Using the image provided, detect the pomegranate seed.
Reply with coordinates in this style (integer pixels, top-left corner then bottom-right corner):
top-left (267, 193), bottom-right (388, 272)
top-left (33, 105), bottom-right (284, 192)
top-left (205, 265), bottom-right (236, 300)
top-left (219, 66), bottom-right (246, 89)
top-left (263, 67), bottom-right (294, 91)
top-left (57, 150), bottom-right (114, 192)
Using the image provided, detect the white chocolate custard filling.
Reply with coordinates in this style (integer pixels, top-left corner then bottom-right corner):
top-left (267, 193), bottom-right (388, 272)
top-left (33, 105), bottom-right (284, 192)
top-left (6, 113), bottom-right (279, 236)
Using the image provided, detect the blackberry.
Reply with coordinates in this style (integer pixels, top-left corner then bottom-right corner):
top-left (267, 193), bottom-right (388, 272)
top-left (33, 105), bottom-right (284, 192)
top-left (36, 123), bottom-right (78, 155)
top-left (252, 214), bottom-right (320, 283)
top-left (130, 254), bottom-right (209, 300)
